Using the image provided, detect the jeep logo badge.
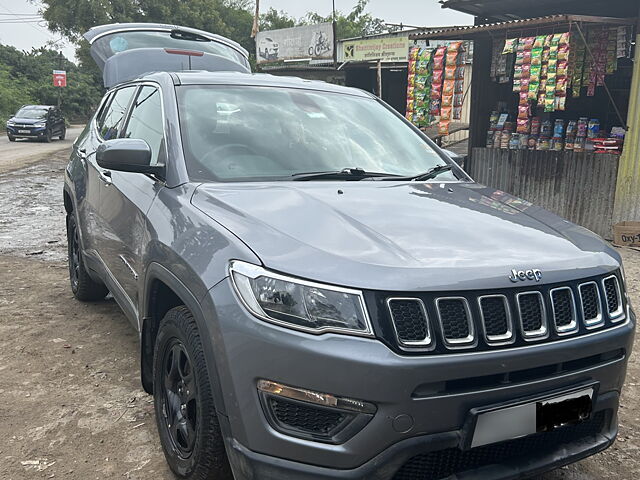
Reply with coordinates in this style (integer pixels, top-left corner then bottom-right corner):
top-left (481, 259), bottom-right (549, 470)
top-left (509, 268), bottom-right (542, 283)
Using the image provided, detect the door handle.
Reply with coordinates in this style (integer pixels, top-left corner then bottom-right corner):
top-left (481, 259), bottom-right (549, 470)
top-left (99, 170), bottom-right (112, 185)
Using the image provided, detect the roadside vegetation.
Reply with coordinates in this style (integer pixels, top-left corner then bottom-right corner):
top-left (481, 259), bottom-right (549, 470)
top-left (1, 0), bottom-right (385, 124)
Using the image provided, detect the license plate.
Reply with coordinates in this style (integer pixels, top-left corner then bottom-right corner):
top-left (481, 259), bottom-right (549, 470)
top-left (469, 387), bottom-right (594, 448)
top-left (18, 129), bottom-right (30, 134)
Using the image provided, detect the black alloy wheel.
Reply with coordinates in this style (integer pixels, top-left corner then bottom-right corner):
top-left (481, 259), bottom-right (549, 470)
top-left (160, 339), bottom-right (198, 459)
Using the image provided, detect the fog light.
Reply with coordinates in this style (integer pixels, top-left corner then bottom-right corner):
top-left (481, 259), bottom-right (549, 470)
top-left (257, 380), bottom-right (376, 443)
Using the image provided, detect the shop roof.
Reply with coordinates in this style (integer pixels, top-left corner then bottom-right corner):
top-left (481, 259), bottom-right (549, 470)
top-left (438, 0), bottom-right (639, 20)
top-left (410, 14), bottom-right (636, 40)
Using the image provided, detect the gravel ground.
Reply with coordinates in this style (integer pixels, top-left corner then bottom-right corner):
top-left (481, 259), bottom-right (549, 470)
top-left (0, 142), bottom-right (638, 479)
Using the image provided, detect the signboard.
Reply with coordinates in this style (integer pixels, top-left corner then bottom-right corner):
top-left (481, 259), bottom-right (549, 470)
top-left (52, 70), bottom-right (67, 87)
top-left (343, 37), bottom-right (410, 63)
top-left (256, 23), bottom-right (334, 64)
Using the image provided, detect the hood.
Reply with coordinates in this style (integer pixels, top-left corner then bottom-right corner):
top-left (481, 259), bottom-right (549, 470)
top-left (192, 181), bottom-right (620, 292)
top-left (9, 117), bottom-right (44, 125)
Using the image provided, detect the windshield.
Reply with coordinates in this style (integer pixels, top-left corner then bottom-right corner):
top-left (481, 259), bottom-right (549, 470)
top-left (177, 86), bottom-right (456, 182)
top-left (15, 108), bottom-right (48, 119)
top-left (91, 31), bottom-right (248, 68)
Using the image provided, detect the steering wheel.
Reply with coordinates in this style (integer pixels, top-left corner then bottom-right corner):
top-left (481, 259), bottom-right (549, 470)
top-left (199, 143), bottom-right (260, 177)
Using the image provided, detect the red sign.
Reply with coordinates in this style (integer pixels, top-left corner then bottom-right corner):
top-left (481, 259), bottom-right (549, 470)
top-left (52, 70), bottom-right (67, 87)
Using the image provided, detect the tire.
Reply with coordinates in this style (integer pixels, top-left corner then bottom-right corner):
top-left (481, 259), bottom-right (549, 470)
top-left (59, 127), bottom-right (66, 140)
top-left (44, 129), bottom-right (52, 143)
top-left (153, 306), bottom-right (232, 480)
top-left (8, 135), bottom-right (15, 142)
top-left (67, 214), bottom-right (109, 301)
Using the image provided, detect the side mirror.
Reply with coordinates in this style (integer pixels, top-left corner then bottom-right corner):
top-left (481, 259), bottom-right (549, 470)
top-left (96, 139), bottom-right (164, 176)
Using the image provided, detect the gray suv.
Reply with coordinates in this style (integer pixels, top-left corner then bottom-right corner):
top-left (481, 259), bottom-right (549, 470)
top-left (64, 23), bottom-right (635, 480)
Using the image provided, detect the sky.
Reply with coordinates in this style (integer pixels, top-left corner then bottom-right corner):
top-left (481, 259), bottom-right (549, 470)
top-left (0, 0), bottom-right (473, 62)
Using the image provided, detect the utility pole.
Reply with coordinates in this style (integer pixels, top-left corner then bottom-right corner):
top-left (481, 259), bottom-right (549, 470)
top-left (57, 51), bottom-right (64, 107)
top-left (332, 0), bottom-right (337, 69)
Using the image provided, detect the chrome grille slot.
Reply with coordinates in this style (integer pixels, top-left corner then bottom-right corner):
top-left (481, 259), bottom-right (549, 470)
top-left (550, 287), bottom-right (578, 334)
top-left (579, 282), bottom-right (603, 328)
top-left (478, 295), bottom-right (513, 345)
top-left (517, 292), bottom-right (547, 339)
top-left (436, 297), bottom-right (474, 347)
top-left (387, 298), bottom-right (432, 348)
top-left (602, 275), bottom-right (624, 321)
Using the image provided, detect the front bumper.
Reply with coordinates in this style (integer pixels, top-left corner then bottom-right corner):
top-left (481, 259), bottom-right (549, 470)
top-left (6, 126), bottom-right (46, 138)
top-left (203, 278), bottom-right (635, 479)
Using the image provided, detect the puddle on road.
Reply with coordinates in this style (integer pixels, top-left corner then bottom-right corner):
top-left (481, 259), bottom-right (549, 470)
top-left (0, 161), bottom-right (67, 262)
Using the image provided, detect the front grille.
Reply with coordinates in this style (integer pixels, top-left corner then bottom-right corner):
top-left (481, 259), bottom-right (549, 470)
top-left (393, 411), bottom-right (606, 480)
top-left (579, 282), bottom-right (602, 326)
top-left (379, 272), bottom-right (625, 354)
top-left (268, 397), bottom-right (348, 436)
top-left (388, 299), bottom-right (432, 347)
top-left (436, 298), bottom-right (474, 346)
top-left (551, 287), bottom-right (577, 333)
top-left (517, 292), bottom-right (547, 338)
top-left (479, 295), bottom-right (512, 343)
top-left (603, 276), bottom-right (623, 319)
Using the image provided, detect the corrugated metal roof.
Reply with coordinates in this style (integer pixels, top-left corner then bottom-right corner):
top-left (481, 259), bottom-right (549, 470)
top-left (410, 14), bottom-right (636, 40)
top-left (439, 0), bottom-right (638, 20)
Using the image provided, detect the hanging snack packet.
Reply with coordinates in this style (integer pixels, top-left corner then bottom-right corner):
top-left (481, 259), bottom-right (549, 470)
top-left (534, 36), bottom-right (546, 49)
top-left (416, 76), bottom-right (428, 89)
top-left (519, 91), bottom-right (529, 104)
top-left (438, 120), bottom-right (450, 136)
top-left (557, 61), bottom-right (568, 77)
top-left (551, 34), bottom-right (562, 46)
top-left (544, 97), bottom-right (555, 113)
top-left (518, 104), bottom-right (530, 119)
top-left (431, 83), bottom-right (442, 99)
top-left (556, 77), bottom-right (568, 95)
top-left (528, 82), bottom-right (540, 100)
top-left (523, 51), bottom-right (532, 64)
top-left (430, 98), bottom-right (441, 116)
top-left (521, 64), bottom-right (531, 77)
top-left (453, 93), bottom-right (464, 107)
top-left (446, 51), bottom-right (459, 66)
top-left (522, 37), bottom-right (535, 50)
top-left (407, 86), bottom-right (415, 99)
top-left (410, 47), bottom-right (420, 61)
top-left (447, 41), bottom-right (463, 52)
top-left (408, 61), bottom-right (417, 75)
top-left (531, 48), bottom-right (543, 65)
top-left (560, 32), bottom-right (571, 46)
top-left (503, 38), bottom-right (518, 54)
top-left (558, 45), bottom-right (570, 61)
top-left (432, 69), bottom-right (444, 84)
top-left (517, 118), bottom-right (531, 134)
top-left (419, 48), bottom-right (432, 61)
top-left (513, 79), bottom-right (521, 92)
top-left (453, 106), bottom-right (463, 120)
top-left (514, 65), bottom-right (523, 79)
top-left (454, 79), bottom-right (465, 93)
top-left (530, 65), bottom-right (541, 83)
top-left (555, 96), bottom-right (566, 111)
top-left (516, 51), bottom-right (525, 65)
top-left (442, 94), bottom-right (453, 108)
top-left (520, 77), bottom-right (530, 91)
top-left (445, 65), bottom-right (457, 80)
top-left (443, 79), bottom-right (455, 95)
top-left (440, 106), bottom-right (452, 121)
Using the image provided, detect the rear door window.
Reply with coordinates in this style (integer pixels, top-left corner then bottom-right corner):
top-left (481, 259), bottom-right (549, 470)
top-left (97, 86), bottom-right (137, 140)
top-left (122, 86), bottom-right (165, 165)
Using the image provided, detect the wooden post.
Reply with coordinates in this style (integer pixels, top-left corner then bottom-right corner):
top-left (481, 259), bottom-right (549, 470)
top-left (377, 59), bottom-right (382, 97)
top-left (612, 8), bottom-right (640, 223)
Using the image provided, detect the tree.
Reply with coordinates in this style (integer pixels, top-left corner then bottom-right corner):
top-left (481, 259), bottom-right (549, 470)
top-left (306, 0), bottom-right (386, 40)
top-left (260, 8), bottom-right (296, 31)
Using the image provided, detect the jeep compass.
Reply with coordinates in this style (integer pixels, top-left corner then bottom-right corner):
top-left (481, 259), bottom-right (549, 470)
top-left (63, 23), bottom-right (635, 480)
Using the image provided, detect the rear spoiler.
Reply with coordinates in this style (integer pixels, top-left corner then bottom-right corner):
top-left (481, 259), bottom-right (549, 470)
top-left (102, 48), bottom-right (250, 88)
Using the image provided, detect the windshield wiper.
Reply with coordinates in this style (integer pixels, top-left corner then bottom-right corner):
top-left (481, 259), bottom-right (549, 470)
top-left (291, 168), bottom-right (402, 181)
top-left (378, 164), bottom-right (454, 182)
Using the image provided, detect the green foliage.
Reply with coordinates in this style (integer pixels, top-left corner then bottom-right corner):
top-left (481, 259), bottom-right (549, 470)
top-left (0, 43), bottom-right (102, 122)
top-left (10, 0), bottom-right (388, 121)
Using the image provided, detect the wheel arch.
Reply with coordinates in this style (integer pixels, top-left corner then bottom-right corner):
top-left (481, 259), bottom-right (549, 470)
top-left (141, 262), bottom-right (228, 416)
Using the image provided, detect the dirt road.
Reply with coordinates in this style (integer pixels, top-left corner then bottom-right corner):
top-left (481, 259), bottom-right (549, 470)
top-left (0, 126), bottom-right (84, 175)
top-left (0, 144), bottom-right (638, 480)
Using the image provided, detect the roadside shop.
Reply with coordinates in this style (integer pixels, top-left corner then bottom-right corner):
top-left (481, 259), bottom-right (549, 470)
top-left (410, 14), bottom-right (637, 238)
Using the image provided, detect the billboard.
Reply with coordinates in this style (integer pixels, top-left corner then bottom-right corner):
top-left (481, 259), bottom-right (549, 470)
top-left (256, 23), bottom-right (334, 64)
top-left (342, 37), bottom-right (410, 63)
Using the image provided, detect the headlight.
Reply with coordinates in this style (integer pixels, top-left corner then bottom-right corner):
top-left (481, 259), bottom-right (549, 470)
top-left (6, 121), bottom-right (14, 126)
top-left (229, 261), bottom-right (373, 337)
top-left (34, 123), bottom-right (46, 128)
